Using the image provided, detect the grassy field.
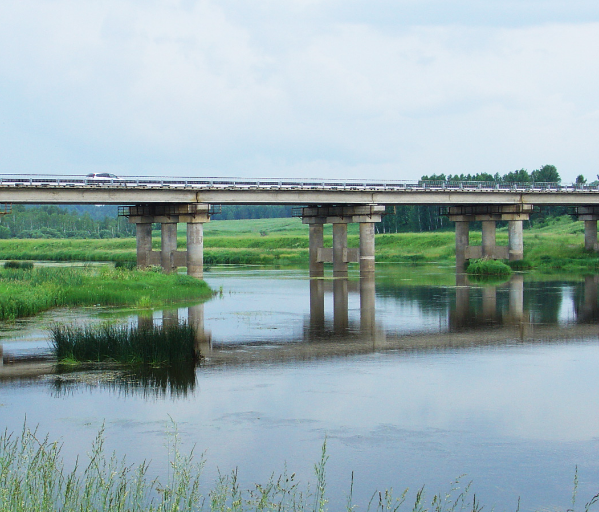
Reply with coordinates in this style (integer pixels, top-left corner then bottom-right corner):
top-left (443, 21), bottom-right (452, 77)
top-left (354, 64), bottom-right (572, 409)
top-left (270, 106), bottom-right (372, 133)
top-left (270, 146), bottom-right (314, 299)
top-left (0, 266), bottom-right (212, 321)
top-left (0, 215), bottom-right (597, 272)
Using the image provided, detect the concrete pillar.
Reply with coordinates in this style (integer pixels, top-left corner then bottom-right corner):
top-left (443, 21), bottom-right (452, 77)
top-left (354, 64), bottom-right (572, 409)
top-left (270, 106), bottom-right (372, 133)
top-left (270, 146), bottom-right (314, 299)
top-left (359, 222), bottom-right (376, 275)
top-left (136, 222), bottom-right (153, 269)
top-left (455, 221), bottom-right (470, 272)
top-left (481, 220), bottom-right (496, 258)
top-left (189, 303), bottom-right (211, 356)
top-left (585, 220), bottom-right (598, 251)
top-left (137, 313), bottom-right (154, 330)
top-left (452, 273), bottom-right (470, 329)
top-left (360, 275), bottom-right (376, 334)
top-left (309, 278), bottom-right (325, 332)
top-left (309, 224), bottom-right (325, 277)
top-left (187, 222), bottom-right (204, 279)
top-left (333, 278), bottom-right (348, 332)
top-left (509, 274), bottom-right (524, 321)
top-left (333, 223), bottom-right (348, 277)
top-left (482, 286), bottom-right (497, 320)
top-left (161, 222), bottom-right (178, 273)
top-left (508, 220), bottom-right (524, 261)
top-left (162, 308), bottom-right (178, 328)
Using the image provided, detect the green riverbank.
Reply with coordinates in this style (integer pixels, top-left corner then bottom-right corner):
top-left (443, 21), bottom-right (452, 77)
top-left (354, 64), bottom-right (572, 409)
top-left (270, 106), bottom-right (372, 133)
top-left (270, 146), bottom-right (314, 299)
top-left (0, 266), bottom-right (212, 321)
top-left (0, 215), bottom-right (597, 273)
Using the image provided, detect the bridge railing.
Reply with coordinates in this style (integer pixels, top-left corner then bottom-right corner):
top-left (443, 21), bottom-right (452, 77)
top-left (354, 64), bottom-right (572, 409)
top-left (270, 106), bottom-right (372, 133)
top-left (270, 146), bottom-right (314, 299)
top-left (0, 174), bottom-right (598, 192)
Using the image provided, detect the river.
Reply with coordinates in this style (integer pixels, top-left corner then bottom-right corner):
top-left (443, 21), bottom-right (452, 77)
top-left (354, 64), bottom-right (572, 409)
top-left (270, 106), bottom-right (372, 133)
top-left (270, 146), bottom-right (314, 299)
top-left (1, 264), bottom-right (599, 510)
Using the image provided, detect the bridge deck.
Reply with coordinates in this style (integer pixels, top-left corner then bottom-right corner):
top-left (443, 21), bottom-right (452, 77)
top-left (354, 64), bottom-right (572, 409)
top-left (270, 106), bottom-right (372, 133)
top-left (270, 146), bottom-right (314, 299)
top-left (0, 175), bottom-right (598, 205)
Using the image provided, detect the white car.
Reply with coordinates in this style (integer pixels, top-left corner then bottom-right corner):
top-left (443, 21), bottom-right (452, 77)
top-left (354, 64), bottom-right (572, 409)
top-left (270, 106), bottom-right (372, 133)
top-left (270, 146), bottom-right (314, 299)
top-left (85, 173), bottom-right (124, 185)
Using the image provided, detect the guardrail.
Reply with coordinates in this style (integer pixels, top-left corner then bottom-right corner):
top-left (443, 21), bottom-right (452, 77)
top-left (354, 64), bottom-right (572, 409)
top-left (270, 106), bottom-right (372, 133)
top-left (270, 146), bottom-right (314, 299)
top-left (0, 175), bottom-right (597, 192)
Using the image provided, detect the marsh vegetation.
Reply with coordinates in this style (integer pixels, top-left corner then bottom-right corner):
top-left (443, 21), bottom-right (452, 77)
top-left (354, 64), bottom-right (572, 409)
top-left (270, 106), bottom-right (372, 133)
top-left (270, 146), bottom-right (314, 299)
top-left (51, 322), bottom-right (198, 365)
top-left (0, 266), bottom-right (211, 321)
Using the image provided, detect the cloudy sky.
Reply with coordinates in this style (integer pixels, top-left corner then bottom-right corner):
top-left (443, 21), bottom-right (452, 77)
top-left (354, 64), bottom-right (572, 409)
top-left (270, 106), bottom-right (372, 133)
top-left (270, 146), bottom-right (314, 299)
top-left (1, 1), bottom-right (598, 182)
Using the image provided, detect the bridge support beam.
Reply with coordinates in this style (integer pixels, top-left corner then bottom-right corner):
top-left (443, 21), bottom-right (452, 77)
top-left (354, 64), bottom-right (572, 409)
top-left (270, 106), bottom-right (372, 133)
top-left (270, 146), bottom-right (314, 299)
top-left (571, 207), bottom-right (599, 251)
top-left (448, 204), bottom-right (532, 272)
top-left (586, 220), bottom-right (598, 251)
top-left (508, 220), bottom-right (524, 261)
top-left (126, 204), bottom-right (210, 277)
top-left (135, 222), bottom-right (153, 269)
top-left (359, 222), bottom-right (376, 274)
top-left (161, 221), bottom-right (178, 273)
top-left (187, 222), bottom-right (204, 279)
top-left (309, 224), bottom-right (325, 277)
top-left (481, 221), bottom-right (496, 258)
top-left (302, 204), bottom-right (384, 277)
top-left (333, 223), bottom-right (348, 277)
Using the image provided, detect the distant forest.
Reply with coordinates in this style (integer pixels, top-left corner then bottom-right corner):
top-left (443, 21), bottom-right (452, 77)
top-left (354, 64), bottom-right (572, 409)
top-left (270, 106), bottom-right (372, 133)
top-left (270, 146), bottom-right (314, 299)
top-left (0, 165), bottom-right (589, 238)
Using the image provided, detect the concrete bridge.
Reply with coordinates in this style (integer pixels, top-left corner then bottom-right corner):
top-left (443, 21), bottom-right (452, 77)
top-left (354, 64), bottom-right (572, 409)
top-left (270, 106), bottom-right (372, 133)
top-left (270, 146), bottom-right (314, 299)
top-left (2, 174), bottom-right (599, 276)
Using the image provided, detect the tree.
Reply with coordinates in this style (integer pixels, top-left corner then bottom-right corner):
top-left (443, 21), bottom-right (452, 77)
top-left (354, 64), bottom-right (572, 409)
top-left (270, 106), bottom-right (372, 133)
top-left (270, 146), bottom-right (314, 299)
top-left (576, 174), bottom-right (587, 184)
top-left (531, 164), bottom-right (560, 183)
top-left (502, 169), bottom-right (531, 183)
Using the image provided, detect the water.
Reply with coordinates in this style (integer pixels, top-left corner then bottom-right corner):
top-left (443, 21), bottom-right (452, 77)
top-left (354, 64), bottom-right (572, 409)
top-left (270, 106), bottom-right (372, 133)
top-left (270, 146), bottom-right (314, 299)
top-left (2, 265), bottom-right (599, 510)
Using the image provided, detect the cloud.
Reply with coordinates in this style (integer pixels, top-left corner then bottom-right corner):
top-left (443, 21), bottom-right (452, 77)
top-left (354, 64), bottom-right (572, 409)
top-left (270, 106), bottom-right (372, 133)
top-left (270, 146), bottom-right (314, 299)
top-left (0, 1), bottom-right (598, 181)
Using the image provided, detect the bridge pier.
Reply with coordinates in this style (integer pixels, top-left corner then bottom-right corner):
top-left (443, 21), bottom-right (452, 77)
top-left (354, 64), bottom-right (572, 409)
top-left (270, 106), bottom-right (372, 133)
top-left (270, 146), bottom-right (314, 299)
top-left (508, 220), bottom-right (524, 261)
top-left (447, 205), bottom-right (532, 271)
top-left (135, 222), bottom-right (153, 268)
top-left (302, 204), bottom-right (384, 277)
top-left (126, 204), bottom-right (210, 277)
top-left (161, 221), bottom-right (178, 273)
top-left (570, 207), bottom-right (599, 251)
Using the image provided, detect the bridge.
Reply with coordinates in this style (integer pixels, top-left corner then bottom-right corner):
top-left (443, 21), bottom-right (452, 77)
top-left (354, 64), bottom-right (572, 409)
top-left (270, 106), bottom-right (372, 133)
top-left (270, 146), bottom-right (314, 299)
top-left (2, 174), bottom-right (599, 276)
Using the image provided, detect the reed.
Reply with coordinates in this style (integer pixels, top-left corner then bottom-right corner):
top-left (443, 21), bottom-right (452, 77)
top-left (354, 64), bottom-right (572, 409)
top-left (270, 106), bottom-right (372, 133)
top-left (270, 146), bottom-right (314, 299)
top-left (51, 322), bottom-right (198, 365)
top-left (1, 424), bottom-right (597, 512)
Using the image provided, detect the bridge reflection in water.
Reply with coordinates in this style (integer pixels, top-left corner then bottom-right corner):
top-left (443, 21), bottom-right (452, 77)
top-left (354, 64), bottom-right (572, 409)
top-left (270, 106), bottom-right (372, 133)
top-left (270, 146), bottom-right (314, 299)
top-left (154, 272), bottom-right (599, 372)
top-left (5, 270), bottom-right (599, 398)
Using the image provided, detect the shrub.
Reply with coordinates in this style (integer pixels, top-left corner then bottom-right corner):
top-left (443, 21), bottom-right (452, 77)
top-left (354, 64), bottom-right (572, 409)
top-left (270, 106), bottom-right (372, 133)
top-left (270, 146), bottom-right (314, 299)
top-left (467, 258), bottom-right (512, 276)
top-left (507, 259), bottom-right (533, 270)
top-left (4, 260), bottom-right (34, 270)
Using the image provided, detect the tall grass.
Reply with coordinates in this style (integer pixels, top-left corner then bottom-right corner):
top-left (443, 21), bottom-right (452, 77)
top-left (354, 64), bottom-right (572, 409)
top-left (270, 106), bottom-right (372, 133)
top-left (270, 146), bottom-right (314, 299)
top-left (0, 267), bottom-right (212, 321)
top-left (1, 424), bottom-right (598, 512)
top-left (51, 322), bottom-right (198, 365)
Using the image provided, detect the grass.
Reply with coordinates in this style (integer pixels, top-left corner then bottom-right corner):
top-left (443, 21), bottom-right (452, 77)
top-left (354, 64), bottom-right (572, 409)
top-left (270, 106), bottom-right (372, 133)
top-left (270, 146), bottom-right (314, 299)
top-left (3, 424), bottom-right (597, 512)
top-left (0, 266), bottom-right (212, 321)
top-left (1, 215), bottom-right (599, 273)
top-left (51, 322), bottom-right (198, 365)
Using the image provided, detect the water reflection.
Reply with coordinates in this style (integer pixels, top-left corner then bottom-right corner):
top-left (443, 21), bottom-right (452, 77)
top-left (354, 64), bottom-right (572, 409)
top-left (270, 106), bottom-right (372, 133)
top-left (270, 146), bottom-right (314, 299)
top-left (50, 363), bottom-right (197, 399)
top-left (4, 270), bottom-right (599, 384)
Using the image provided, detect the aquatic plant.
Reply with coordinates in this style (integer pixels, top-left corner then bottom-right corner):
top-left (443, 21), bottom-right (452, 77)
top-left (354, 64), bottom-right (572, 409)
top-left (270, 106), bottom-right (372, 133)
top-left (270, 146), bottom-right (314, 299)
top-left (51, 322), bottom-right (198, 365)
top-left (466, 259), bottom-right (513, 276)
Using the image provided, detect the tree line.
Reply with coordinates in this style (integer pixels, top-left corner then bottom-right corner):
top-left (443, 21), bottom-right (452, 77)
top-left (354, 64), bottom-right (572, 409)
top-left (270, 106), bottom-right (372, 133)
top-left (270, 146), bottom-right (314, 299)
top-left (377, 165), bottom-right (585, 234)
top-left (0, 205), bottom-right (135, 239)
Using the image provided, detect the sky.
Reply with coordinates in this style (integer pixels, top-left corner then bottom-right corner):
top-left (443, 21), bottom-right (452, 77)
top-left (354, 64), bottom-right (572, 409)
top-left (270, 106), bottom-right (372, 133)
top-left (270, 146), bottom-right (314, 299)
top-left (1, 1), bottom-right (598, 183)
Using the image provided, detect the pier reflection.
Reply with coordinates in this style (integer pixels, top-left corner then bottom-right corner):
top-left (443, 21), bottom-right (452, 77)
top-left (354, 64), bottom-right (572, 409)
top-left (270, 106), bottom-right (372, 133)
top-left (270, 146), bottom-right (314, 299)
top-left (451, 273), bottom-right (527, 329)
top-left (5, 269), bottom-right (599, 393)
top-left (306, 276), bottom-right (383, 344)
